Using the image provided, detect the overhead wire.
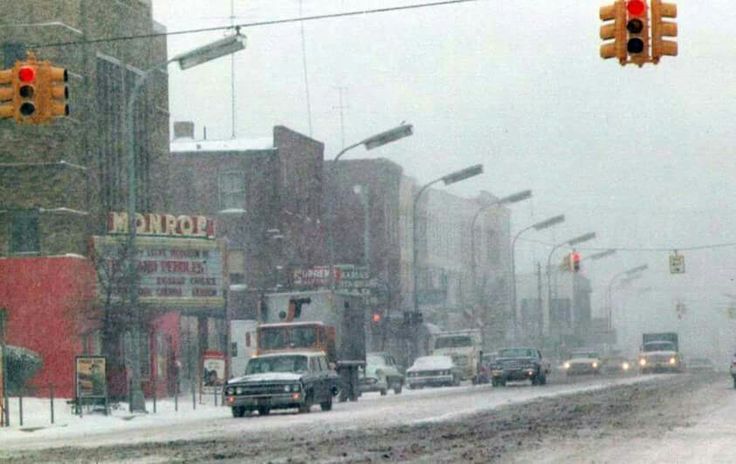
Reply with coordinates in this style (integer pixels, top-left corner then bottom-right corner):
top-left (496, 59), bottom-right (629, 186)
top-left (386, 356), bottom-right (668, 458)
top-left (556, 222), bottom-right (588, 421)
top-left (30, 0), bottom-right (485, 49)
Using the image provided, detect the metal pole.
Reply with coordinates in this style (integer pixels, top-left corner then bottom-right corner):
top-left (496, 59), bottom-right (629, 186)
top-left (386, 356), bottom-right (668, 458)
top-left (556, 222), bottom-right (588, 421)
top-left (361, 187), bottom-right (370, 276)
top-left (18, 393), bottom-right (22, 427)
top-left (49, 384), bottom-right (54, 424)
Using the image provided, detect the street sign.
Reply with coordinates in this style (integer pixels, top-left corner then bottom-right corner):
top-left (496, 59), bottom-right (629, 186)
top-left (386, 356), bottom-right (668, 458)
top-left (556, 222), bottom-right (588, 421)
top-left (669, 252), bottom-right (685, 274)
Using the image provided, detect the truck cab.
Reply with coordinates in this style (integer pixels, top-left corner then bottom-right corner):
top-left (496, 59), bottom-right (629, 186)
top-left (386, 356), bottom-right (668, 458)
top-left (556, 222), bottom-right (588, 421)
top-left (431, 329), bottom-right (481, 381)
top-left (638, 332), bottom-right (682, 374)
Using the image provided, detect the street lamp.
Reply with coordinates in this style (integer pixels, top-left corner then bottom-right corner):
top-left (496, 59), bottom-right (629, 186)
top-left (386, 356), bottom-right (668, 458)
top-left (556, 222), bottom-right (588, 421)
top-left (326, 123), bottom-right (413, 288)
top-left (412, 164), bottom-right (484, 317)
top-left (468, 190), bottom-right (532, 344)
top-left (545, 232), bottom-right (596, 347)
top-left (125, 33), bottom-right (246, 412)
top-left (607, 264), bottom-right (648, 331)
top-left (510, 214), bottom-right (565, 342)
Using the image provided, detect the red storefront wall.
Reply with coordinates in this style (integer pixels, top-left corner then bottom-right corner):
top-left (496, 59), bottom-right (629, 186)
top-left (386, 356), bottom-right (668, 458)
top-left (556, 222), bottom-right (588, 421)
top-left (0, 255), bottom-right (97, 398)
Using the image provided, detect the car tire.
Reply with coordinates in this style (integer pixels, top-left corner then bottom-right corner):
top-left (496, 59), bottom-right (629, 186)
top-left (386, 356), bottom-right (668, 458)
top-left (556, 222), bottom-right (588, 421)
top-left (393, 382), bottom-right (403, 394)
top-left (257, 406), bottom-right (270, 416)
top-left (231, 406), bottom-right (245, 418)
top-left (733, 377), bottom-right (736, 389)
top-left (380, 388), bottom-right (387, 396)
top-left (320, 396), bottom-right (333, 411)
top-left (299, 392), bottom-right (313, 413)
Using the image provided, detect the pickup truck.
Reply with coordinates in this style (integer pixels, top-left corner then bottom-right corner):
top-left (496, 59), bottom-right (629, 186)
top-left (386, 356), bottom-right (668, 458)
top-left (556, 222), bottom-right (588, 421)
top-left (490, 347), bottom-right (550, 387)
top-left (224, 351), bottom-right (338, 417)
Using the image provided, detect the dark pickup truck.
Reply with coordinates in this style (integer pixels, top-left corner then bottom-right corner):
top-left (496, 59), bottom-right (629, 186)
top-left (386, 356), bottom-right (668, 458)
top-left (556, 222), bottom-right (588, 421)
top-left (490, 347), bottom-right (550, 387)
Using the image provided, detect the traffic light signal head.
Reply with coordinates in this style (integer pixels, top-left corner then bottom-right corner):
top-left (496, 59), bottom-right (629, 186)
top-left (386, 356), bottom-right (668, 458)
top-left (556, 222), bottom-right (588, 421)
top-left (600, 1), bottom-right (627, 64)
top-left (46, 65), bottom-right (69, 118)
top-left (625, 0), bottom-right (650, 66)
top-left (16, 62), bottom-right (39, 121)
top-left (572, 251), bottom-right (581, 272)
top-left (371, 312), bottom-right (382, 324)
top-left (650, 0), bottom-right (677, 63)
top-left (0, 69), bottom-right (13, 119)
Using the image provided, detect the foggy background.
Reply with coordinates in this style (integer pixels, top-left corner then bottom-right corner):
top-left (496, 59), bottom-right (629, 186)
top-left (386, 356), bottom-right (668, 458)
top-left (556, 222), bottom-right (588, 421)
top-left (150, 0), bottom-right (736, 361)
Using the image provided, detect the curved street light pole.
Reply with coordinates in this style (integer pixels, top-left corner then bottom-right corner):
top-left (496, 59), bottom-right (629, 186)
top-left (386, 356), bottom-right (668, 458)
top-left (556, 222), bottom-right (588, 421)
top-left (545, 232), bottom-right (596, 350)
top-left (510, 214), bottom-right (565, 342)
top-left (468, 190), bottom-right (532, 344)
top-left (125, 34), bottom-right (246, 412)
top-left (326, 124), bottom-right (413, 289)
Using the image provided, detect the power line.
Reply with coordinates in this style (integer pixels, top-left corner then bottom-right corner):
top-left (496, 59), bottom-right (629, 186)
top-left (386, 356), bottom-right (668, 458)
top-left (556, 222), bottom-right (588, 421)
top-left (30, 0), bottom-right (484, 50)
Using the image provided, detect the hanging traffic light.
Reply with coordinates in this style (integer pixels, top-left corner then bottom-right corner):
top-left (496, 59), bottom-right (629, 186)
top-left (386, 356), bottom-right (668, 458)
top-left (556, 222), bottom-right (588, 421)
top-left (651, 0), bottom-right (677, 63)
top-left (571, 251), bottom-right (581, 272)
top-left (46, 65), bottom-right (69, 119)
top-left (16, 61), bottom-right (39, 122)
top-left (0, 69), bottom-right (13, 119)
top-left (625, 0), bottom-right (650, 66)
top-left (371, 312), bottom-right (382, 324)
top-left (600, 0), bottom-right (627, 64)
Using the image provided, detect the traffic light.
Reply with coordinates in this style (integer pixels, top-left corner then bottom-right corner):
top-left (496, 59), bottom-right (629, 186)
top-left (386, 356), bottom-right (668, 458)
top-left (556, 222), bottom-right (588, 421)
top-left (16, 61), bottom-right (40, 123)
top-left (600, 0), bottom-right (626, 64)
top-left (0, 69), bottom-right (13, 119)
top-left (650, 0), bottom-right (677, 63)
top-left (625, 0), bottom-right (650, 66)
top-left (571, 251), bottom-right (581, 272)
top-left (45, 65), bottom-right (69, 119)
top-left (371, 312), bottom-right (382, 324)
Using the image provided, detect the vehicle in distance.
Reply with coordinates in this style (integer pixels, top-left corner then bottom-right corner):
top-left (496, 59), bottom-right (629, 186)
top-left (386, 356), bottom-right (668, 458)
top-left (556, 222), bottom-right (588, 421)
top-left (431, 329), bottom-right (482, 381)
top-left (224, 351), bottom-right (338, 417)
top-left (562, 350), bottom-right (602, 376)
top-left (638, 332), bottom-right (683, 374)
top-left (600, 356), bottom-right (632, 375)
top-left (490, 347), bottom-right (550, 387)
top-left (360, 352), bottom-right (405, 395)
top-left (406, 355), bottom-right (462, 389)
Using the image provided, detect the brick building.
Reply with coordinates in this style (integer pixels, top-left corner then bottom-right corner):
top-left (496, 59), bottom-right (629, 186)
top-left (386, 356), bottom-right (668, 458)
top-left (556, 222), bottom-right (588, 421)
top-left (0, 0), bottom-right (171, 398)
top-left (169, 123), bottom-right (327, 321)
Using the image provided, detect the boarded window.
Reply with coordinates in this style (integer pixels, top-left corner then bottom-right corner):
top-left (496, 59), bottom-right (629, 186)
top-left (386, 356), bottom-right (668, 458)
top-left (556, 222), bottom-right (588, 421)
top-left (10, 209), bottom-right (40, 254)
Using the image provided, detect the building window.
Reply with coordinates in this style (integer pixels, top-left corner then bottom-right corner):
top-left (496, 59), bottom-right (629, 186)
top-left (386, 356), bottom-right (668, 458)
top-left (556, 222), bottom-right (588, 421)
top-left (219, 171), bottom-right (245, 210)
top-left (10, 209), bottom-right (40, 254)
top-left (140, 331), bottom-right (151, 380)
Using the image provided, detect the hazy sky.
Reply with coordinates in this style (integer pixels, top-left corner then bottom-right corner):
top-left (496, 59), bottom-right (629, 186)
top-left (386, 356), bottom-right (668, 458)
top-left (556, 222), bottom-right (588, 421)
top-left (149, 0), bottom-right (736, 348)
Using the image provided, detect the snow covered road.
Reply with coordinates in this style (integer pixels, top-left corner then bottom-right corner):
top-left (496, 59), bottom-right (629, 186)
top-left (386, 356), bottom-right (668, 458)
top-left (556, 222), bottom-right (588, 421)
top-left (1, 373), bottom-right (653, 453)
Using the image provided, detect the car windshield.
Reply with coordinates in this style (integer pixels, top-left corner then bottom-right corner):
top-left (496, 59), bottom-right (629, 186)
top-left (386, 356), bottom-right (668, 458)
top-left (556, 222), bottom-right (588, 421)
top-left (366, 355), bottom-right (387, 366)
top-left (245, 355), bottom-right (309, 375)
top-left (644, 342), bottom-right (676, 352)
top-left (571, 352), bottom-right (599, 359)
top-left (498, 348), bottom-right (536, 358)
top-left (434, 336), bottom-right (473, 349)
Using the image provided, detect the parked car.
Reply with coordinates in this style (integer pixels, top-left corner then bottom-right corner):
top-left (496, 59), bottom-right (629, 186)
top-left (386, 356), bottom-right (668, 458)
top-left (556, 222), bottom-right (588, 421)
top-left (600, 356), bottom-right (632, 375)
top-left (224, 351), bottom-right (338, 417)
top-left (406, 355), bottom-right (462, 389)
top-left (563, 350), bottom-right (602, 376)
top-left (490, 347), bottom-right (550, 387)
top-left (360, 352), bottom-right (405, 395)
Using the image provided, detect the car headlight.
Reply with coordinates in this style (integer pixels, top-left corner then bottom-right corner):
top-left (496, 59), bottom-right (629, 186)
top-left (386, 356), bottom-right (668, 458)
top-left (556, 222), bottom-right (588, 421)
top-left (284, 385), bottom-right (291, 392)
top-left (622, 362), bottom-right (630, 370)
top-left (639, 358), bottom-right (647, 366)
top-left (226, 387), bottom-right (235, 395)
top-left (669, 357), bottom-right (677, 365)
top-left (563, 362), bottom-right (570, 369)
top-left (592, 362), bottom-right (598, 369)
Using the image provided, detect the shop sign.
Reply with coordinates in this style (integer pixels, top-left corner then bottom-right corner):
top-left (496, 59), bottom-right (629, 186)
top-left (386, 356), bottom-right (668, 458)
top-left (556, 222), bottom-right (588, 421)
top-left (108, 212), bottom-right (215, 239)
top-left (202, 351), bottom-right (226, 393)
top-left (92, 236), bottom-right (225, 308)
top-left (76, 356), bottom-right (107, 399)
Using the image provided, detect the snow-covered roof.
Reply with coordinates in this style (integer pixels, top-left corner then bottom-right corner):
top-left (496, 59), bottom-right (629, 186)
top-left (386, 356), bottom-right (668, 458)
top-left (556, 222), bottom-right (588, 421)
top-left (170, 137), bottom-right (274, 153)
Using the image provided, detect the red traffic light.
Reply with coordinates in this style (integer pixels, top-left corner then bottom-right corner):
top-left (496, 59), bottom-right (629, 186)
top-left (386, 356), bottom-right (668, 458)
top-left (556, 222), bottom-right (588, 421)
top-left (372, 313), bottom-right (382, 323)
top-left (627, 0), bottom-right (646, 16)
top-left (18, 66), bottom-right (36, 82)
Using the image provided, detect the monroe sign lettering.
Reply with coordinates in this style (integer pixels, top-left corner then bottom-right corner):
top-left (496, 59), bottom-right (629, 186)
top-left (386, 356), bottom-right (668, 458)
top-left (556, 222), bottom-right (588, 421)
top-left (92, 235), bottom-right (225, 309)
top-left (108, 212), bottom-right (215, 239)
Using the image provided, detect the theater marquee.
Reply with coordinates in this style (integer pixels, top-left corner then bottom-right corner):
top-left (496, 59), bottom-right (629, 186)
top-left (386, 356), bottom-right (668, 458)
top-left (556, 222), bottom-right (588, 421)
top-left (92, 234), bottom-right (225, 310)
